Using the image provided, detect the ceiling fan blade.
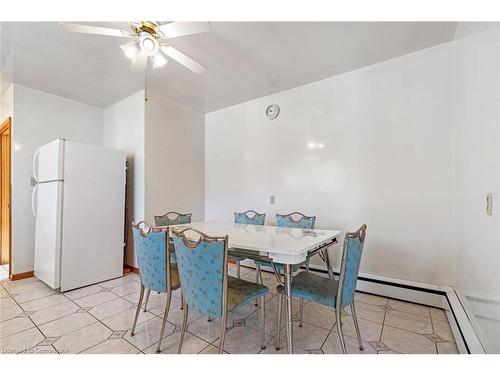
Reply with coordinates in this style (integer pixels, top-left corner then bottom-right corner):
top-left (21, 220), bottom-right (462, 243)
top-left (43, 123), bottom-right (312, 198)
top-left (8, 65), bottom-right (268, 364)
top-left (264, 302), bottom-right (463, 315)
top-left (130, 53), bottom-right (148, 72)
top-left (158, 22), bottom-right (210, 39)
top-left (60, 22), bottom-right (129, 37)
top-left (160, 45), bottom-right (205, 74)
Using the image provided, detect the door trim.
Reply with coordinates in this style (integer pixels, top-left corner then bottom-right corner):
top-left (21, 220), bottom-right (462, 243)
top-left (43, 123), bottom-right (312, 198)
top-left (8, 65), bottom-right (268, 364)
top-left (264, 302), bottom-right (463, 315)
top-left (0, 117), bottom-right (11, 279)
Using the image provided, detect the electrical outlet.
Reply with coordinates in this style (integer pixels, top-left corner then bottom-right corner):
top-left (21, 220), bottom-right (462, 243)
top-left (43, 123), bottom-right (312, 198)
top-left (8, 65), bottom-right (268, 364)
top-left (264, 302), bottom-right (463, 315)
top-left (30, 177), bottom-right (37, 187)
top-left (486, 193), bottom-right (493, 216)
top-left (270, 195), bottom-right (276, 205)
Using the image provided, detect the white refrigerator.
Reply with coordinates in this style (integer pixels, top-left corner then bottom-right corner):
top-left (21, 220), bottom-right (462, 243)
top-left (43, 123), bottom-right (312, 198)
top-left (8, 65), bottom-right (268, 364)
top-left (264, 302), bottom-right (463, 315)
top-left (32, 139), bottom-right (126, 292)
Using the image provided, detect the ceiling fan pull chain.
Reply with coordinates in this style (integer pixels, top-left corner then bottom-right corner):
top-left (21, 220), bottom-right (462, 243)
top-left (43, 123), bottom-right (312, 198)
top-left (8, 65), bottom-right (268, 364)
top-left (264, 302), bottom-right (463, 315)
top-left (144, 68), bottom-right (148, 102)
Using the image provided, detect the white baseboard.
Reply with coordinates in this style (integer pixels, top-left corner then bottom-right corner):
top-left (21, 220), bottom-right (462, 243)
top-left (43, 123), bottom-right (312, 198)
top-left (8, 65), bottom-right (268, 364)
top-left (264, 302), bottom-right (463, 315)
top-left (240, 260), bottom-right (485, 353)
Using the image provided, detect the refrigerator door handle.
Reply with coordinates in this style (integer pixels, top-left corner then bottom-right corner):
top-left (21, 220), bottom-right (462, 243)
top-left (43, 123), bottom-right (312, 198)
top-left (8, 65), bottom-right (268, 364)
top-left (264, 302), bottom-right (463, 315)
top-left (32, 184), bottom-right (39, 217)
top-left (32, 148), bottom-right (40, 183)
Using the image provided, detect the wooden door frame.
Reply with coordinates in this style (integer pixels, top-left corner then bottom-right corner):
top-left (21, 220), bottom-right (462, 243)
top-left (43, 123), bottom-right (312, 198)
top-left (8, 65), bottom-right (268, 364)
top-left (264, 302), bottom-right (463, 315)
top-left (0, 117), bottom-right (12, 278)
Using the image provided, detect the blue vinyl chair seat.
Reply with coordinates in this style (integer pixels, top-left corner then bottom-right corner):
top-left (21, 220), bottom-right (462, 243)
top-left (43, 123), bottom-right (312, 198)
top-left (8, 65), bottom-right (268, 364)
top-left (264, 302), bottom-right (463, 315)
top-left (276, 271), bottom-right (339, 308)
top-left (227, 276), bottom-right (269, 312)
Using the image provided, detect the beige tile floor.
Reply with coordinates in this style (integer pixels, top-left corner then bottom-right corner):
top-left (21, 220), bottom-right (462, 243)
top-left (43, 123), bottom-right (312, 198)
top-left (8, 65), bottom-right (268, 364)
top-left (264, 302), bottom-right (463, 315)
top-left (0, 265), bottom-right (459, 354)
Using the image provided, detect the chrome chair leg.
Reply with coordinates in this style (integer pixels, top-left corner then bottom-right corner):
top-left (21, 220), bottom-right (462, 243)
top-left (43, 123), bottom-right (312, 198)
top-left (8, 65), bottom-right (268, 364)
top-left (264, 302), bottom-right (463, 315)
top-left (180, 292), bottom-right (184, 310)
top-left (306, 259), bottom-right (310, 272)
top-left (156, 290), bottom-right (172, 353)
top-left (275, 293), bottom-right (283, 350)
top-left (131, 284), bottom-right (145, 336)
top-left (143, 288), bottom-right (151, 312)
top-left (336, 307), bottom-right (347, 354)
top-left (350, 302), bottom-right (364, 351)
top-left (236, 260), bottom-right (241, 278)
top-left (219, 311), bottom-right (228, 354)
top-left (260, 295), bottom-right (266, 349)
top-left (299, 299), bottom-right (304, 327)
top-left (177, 299), bottom-right (189, 354)
top-left (255, 264), bottom-right (261, 306)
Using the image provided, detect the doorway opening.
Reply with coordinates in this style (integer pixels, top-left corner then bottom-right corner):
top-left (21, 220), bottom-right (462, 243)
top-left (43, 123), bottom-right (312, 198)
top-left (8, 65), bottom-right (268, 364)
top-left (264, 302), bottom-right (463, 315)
top-left (0, 117), bottom-right (11, 280)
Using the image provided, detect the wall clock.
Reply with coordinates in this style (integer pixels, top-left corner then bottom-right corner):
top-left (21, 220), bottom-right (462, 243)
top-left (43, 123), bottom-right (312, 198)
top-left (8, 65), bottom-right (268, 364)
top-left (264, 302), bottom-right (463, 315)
top-left (266, 104), bottom-right (280, 120)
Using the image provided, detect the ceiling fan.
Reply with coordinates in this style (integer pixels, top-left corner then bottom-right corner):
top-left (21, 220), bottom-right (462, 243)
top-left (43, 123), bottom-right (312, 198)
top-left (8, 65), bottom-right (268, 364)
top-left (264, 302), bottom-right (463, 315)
top-left (60, 21), bottom-right (209, 73)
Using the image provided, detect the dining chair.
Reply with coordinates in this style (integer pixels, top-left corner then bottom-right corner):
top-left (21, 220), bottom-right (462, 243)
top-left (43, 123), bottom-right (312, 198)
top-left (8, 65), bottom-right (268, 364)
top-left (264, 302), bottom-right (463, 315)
top-left (232, 210), bottom-right (266, 279)
top-left (144, 211), bottom-right (191, 312)
top-left (255, 212), bottom-right (316, 316)
top-left (275, 224), bottom-right (367, 353)
top-left (172, 227), bottom-right (269, 354)
top-left (154, 211), bottom-right (192, 226)
top-left (131, 222), bottom-right (181, 353)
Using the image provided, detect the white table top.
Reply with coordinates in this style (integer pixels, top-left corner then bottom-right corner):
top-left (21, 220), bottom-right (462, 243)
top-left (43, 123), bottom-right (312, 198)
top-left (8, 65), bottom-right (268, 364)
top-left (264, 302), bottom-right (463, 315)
top-left (171, 221), bottom-right (342, 264)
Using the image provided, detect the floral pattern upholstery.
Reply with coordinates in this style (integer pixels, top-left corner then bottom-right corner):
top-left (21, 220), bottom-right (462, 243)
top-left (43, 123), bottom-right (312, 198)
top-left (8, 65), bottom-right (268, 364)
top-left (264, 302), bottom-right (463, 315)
top-left (153, 213), bottom-right (191, 264)
top-left (234, 212), bottom-right (266, 225)
top-left (173, 234), bottom-right (226, 317)
top-left (227, 276), bottom-right (268, 312)
top-left (276, 229), bottom-right (366, 308)
top-left (276, 213), bottom-right (316, 229)
top-left (255, 212), bottom-right (315, 270)
top-left (173, 231), bottom-right (269, 318)
top-left (154, 212), bottom-right (192, 226)
top-left (132, 227), bottom-right (180, 293)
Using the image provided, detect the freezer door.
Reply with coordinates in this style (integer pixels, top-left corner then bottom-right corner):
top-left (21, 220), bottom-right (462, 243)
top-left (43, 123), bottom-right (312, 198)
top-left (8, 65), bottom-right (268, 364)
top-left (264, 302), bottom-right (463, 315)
top-left (33, 181), bottom-right (63, 289)
top-left (60, 141), bottom-right (126, 291)
top-left (33, 139), bottom-right (64, 183)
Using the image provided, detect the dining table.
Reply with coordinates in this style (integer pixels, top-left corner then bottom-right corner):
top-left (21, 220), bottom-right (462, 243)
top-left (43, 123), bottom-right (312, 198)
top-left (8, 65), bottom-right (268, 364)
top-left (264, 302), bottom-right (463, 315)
top-left (170, 221), bottom-right (342, 354)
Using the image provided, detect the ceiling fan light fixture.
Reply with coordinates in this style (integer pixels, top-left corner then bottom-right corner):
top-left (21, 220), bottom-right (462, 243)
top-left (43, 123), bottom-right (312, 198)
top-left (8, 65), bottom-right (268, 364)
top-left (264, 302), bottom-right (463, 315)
top-left (120, 41), bottom-right (139, 60)
top-left (139, 32), bottom-right (159, 56)
top-left (153, 53), bottom-right (168, 68)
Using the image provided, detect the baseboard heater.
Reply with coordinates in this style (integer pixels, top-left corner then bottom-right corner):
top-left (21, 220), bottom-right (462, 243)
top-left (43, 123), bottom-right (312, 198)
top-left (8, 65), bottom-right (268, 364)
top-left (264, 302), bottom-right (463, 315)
top-left (240, 260), bottom-right (486, 354)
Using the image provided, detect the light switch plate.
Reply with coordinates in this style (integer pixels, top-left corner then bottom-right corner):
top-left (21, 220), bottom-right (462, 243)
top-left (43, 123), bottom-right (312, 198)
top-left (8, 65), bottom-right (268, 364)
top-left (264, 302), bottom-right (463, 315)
top-left (486, 193), bottom-right (493, 216)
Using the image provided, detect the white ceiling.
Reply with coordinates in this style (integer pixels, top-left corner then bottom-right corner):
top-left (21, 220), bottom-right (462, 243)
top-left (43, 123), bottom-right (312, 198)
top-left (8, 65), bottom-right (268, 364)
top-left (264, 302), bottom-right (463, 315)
top-left (2, 22), bottom-right (458, 112)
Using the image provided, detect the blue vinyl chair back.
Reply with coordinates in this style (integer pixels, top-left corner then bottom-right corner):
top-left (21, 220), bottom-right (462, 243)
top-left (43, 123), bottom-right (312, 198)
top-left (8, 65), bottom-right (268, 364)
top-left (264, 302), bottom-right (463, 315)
top-left (338, 225), bottom-right (367, 307)
top-left (172, 229), bottom-right (228, 318)
top-left (276, 212), bottom-right (316, 229)
top-left (154, 212), bottom-right (192, 227)
top-left (234, 210), bottom-right (266, 225)
top-left (132, 224), bottom-right (169, 293)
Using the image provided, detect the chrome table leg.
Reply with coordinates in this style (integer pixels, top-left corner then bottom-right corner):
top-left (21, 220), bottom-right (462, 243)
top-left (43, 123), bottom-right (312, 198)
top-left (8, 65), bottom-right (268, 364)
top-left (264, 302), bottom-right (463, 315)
top-left (284, 264), bottom-right (293, 354)
top-left (323, 248), bottom-right (334, 279)
top-left (275, 293), bottom-right (283, 350)
top-left (255, 264), bottom-right (261, 306)
top-left (260, 295), bottom-right (266, 349)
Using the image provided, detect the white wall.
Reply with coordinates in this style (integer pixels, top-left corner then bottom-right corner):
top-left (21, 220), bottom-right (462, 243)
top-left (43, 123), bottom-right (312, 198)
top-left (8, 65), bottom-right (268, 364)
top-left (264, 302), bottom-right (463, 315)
top-left (205, 43), bottom-right (454, 286)
top-left (103, 90), bottom-right (204, 268)
top-left (11, 85), bottom-right (103, 274)
top-left (1, 84), bottom-right (13, 122)
top-left (453, 25), bottom-right (500, 353)
top-left (144, 91), bottom-right (204, 223)
top-left (103, 90), bottom-right (145, 267)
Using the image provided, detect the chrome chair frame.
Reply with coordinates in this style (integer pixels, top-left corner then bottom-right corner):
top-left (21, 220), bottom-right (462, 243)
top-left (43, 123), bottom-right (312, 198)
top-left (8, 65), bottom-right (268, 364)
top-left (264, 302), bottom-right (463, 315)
top-left (154, 211), bottom-right (192, 227)
top-left (275, 224), bottom-right (367, 353)
top-left (232, 210), bottom-right (266, 280)
top-left (148, 211), bottom-right (192, 312)
top-left (173, 227), bottom-right (267, 354)
top-left (130, 221), bottom-right (177, 353)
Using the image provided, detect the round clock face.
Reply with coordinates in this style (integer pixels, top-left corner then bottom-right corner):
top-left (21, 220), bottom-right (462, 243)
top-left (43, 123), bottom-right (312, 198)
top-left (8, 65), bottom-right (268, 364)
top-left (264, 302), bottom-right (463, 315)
top-left (266, 104), bottom-right (280, 120)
